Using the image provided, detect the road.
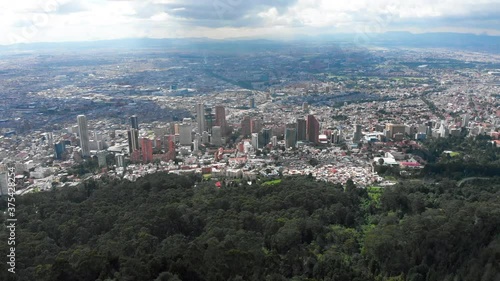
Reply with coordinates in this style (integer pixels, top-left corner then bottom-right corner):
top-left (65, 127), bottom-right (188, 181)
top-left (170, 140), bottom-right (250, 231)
top-left (457, 177), bottom-right (492, 187)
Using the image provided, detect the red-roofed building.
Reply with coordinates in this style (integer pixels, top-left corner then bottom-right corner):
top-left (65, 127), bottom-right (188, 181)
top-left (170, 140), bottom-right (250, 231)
top-left (400, 162), bottom-right (422, 169)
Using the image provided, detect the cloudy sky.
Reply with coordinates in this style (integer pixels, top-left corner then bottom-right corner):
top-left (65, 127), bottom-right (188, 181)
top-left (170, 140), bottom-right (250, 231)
top-left (1, 0), bottom-right (499, 45)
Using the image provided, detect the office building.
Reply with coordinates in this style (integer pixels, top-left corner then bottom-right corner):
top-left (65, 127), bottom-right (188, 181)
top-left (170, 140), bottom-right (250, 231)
top-left (261, 128), bottom-right (272, 148)
top-left (127, 128), bottom-right (139, 153)
top-left (385, 123), bottom-right (407, 139)
top-left (115, 154), bottom-right (125, 168)
top-left (97, 151), bottom-right (107, 167)
top-left (285, 128), bottom-right (297, 149)
top-left (303, 102), bottom-right (309, 111)
top-left (54, 141), bottom-right (66, 160)
top-left (251, 119), bottom-right (263, 134)
top-left (251, 133), bottom-right (259, 149)
top-left (45, 132), bottom-right (54, 146)
top-left (205, 107), bottom-right (214, 133)
top-left (77, 115), bottom-right (90, 157)
top-left (462, 113), bottom-right (470, 127)
top-left (353, 124), bottom-right (362, 143)
top-left (296, 118), bottom-right (307, 141)
top-left (249, 97), bottom-right (255, 108)
top-left (215, 106), bottom-right (227, 136)
top-left (130, 115), bottom-right (139, 130)
top-left (307, 115), bottom-right (320, 144)
top-left (167, 135), bottom-right (176, 161)
top-left (179, 122), bottom-right (192, 146)
top-left (271, 136), bottom-right (278, 147)
top-left (211, 126), bottom-right (223, 146)
top-left (141, 138), bottom-right (153, 163)
top-left (241, 116), bottom-right (252, 137)
top-left (196, 103), bottom-right (206, 133)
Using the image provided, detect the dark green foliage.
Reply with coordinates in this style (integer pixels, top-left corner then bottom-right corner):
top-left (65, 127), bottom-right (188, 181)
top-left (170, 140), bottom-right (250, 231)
top-left (0, 172), bottom-right (499, 281)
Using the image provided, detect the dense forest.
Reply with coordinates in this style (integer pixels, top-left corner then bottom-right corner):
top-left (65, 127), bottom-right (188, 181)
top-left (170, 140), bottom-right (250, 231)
top-left (0, 171), bottom-right (499, 281)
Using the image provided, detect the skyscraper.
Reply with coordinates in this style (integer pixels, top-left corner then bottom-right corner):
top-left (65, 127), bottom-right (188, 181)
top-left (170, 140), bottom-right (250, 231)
top-left (54, 141), bottom-right (66, 160)
top-left (205, 107), bottom-right (214, 133)
top-left (77, 115), bottom-right (90, 157)
top-left (285, 128), bottom-right (297, 149)
top-left (196, 103), bottom-right (206, 134)
top-left (211, 126), bottom-right (223, 146)
top-left (353, 124), bottom-right (362, 143)
top-left (215, 106), bottom-right (227, 136)
top-left (130, 115), bottom-right (139, 130)
top-left (249, 97), bottom-right (255, 108)
top-left (261, 128), bottom-right (272, 148)
top-left (127, 128), bottom-right (139, 153)
top-left (241, 116), bottom-right (252, 137)
top-left (296, 118), bottom-right (307, 141)
top-left (462, 113), bottom-right (470, 128)
top-left (115, 154), bottom-right (125, 168)
top-left (141, 138), bottom-right (153, 163)
top-left (307, 115), bottom-right (319, 144)
top-left (167, 135), bottom-right (176, 161)
top-left (179, 122), bottom-right (192, 146)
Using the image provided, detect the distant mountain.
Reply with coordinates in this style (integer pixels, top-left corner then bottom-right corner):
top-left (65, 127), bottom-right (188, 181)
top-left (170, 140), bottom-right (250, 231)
top-left (300, 31), bottom-right (500, 52)
top-left (0, 32), bottom-right (498, 54)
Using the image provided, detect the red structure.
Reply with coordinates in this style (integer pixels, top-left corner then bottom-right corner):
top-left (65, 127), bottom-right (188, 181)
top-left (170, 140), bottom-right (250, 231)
top-left (215, 105), bottom-right (227, 136)
top-left (141, 138), bottom-right (153, 163)
top-left (166, 135), bottom-right (176, 161)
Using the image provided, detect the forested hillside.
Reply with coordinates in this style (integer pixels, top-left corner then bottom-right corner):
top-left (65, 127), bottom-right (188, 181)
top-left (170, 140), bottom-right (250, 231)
top-left (0, 173), bottom-right (499, 281)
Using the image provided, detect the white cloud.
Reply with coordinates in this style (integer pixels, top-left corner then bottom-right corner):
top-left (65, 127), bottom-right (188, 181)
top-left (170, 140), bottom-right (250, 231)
top-left (0, 0), bottom-right (499, 45)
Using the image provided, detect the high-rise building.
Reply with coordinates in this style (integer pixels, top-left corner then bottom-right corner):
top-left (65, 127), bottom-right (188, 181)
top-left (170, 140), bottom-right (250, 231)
top-left (127, 128), bottom-right (139, 153)
top-left (251, 119), bottom-right (263, 134)
top-left (141, 138), bottom-right (153, 163)
top-left (260, 128), bottom-right (272, 148)
top-left (77, 115), bottom-right (90, 157)
top-left (241, 116), bottom-right (252, 137)
top-left (307, 115), bottom-right (320, 144)
top-left (215, 106), bottom-right (227, 136)
top-left (462, 113), bottom-right (470, 128)
top-left (353, 124), bottom-right (362, 143)
top-left (271, 136), bottom-right (278, 147)
top-left (251, 133), bottom-right (259, 149)
top-left (54, 141), bottom-right (66, 160)
top-left (296, 118), bottom-right (307, 141)
top-left (196, 103), bottom-right (206, 134)
top-left (179, 122), bottom-right (192, 146)
top-left (97, 151), bottom-right (108, 167)
top-left (205, 107), bottom-right (214, 133)
top-left (211, 126), bottom-right (223, 146)
top-left (385, 123), bottom-right (407, 139)
top-left (249, 97), bottom-right (255, 108)
top-left (45, 132), bottom-right (54, 147)
top-left (167, 135), bottom-right (176, 161)
top-left (130, 115), bottom-right (139, 130)
top-left (285, 128), bottom-right (297, 149)
top-left (115, 154), bottom-right (125, 168)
